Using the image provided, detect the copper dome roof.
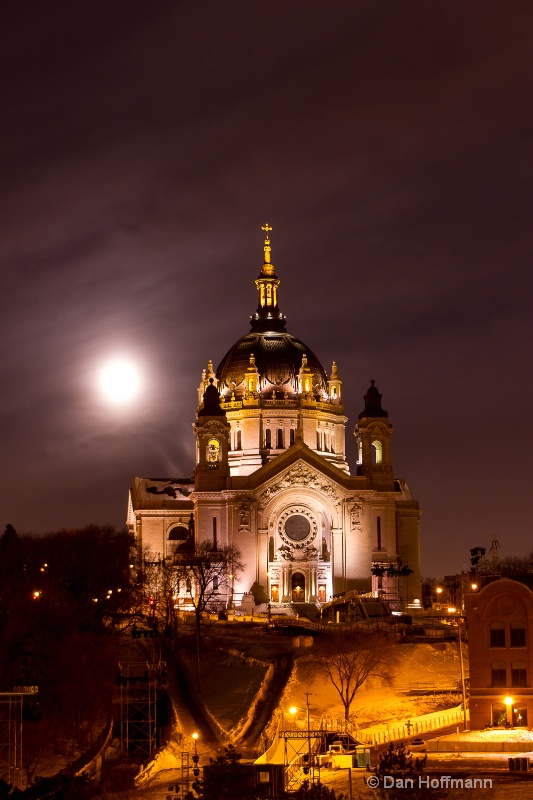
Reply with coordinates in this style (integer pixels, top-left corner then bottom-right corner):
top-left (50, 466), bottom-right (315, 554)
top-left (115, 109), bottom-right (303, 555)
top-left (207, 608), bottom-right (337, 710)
top-left (216, 331), bottom-right (327, 399)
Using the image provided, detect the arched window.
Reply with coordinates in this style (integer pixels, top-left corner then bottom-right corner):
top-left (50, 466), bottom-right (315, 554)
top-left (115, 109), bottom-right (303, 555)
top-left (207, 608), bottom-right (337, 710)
top-left (511, 622), bottom-right (526, 647)
top-left (490, 622), bottom-right (505, 648)
top-left (372, 440), bottom-right (383, 464)
top-left (207, 438), bottom-right (220, 464)
top-left (265, 429), bottom-right (271, 449)
top-left (511, 662), bottom-right (527, 687)
top-left (491, 662), bottom-right (506, 687)
top-left (236, 430), bottom-right (242, 450)
top-left (513, 704), bottom-right (528, 727)
top-left (277, 428), bottom-right (284, 449)
top-left (168, 525), bottom-right (188, 541)
top-left (491, 703), bottom-right (507, 726)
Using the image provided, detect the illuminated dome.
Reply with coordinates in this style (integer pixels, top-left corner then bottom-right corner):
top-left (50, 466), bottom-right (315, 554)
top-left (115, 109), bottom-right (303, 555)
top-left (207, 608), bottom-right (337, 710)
top-left (216, 331), bottom-right (327, 400)
top-left (216, 224), bottom-right (327, 400)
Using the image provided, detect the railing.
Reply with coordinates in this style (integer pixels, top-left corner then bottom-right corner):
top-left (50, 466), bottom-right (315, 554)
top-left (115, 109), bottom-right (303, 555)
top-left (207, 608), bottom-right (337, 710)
top-left (393, 680), bottom-right (462, 695)
top-left (271, 615), bottom-right (409, 635)
top-left (356, 707), bottom-right (467, 746)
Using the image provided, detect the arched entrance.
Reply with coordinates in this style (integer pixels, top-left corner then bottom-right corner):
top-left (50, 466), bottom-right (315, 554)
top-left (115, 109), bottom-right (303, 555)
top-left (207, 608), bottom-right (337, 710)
top-left (291, 572), bottom-right (305, 603)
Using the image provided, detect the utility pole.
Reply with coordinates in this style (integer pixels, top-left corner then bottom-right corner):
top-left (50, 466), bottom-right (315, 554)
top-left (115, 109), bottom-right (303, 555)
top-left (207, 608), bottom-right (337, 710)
top-left (458, 617), bottom-right (468, 730)
top-left (304, 691), bottom-right (313, 784)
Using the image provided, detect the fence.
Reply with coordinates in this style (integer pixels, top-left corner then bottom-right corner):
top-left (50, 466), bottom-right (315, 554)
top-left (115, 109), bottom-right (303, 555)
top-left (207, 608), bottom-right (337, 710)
top-left (356, 706), bottom-right (467, 746)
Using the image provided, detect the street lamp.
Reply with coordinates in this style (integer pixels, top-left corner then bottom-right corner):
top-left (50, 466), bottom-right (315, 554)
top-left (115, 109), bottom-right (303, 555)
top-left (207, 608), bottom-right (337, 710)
top-left (287, 706), bottom-right (297, 729)
top-left (192, 732), bottom-right (200, 776)
top-left (504, 696), bottom-right (514, 728)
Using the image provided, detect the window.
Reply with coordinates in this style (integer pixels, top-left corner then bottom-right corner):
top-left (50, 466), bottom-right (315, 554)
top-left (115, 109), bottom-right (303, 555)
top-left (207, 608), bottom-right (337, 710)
top-left (277, 428), bottom-right (284, 449)
top-left (212, 517), bottom-right (217, 549)
top-left (213, 576), bottom-right (219, 593)
top-left (490, 622), bottom-right (505, 648)
top-left (372, 440), bottom-right (383, 464)
top-left (491, 703), bottom-right (507, 726)
top-left (168, 525), bottom-right (188, 541)
top-left (265, 429), bottom-right (271, 449)
top-left (377, 517), bottom-right (382, 550)
top-left (511, 622), bottom-right (526, 648)
top-left (207, 438), bottom-right (220, 464)
top-left (511, 662), bottom-right (527, 687)
top-left (491, 662), bottom-right (506, 687)
top-left (236, 430), bottom-right (242, 450)
top-left (290, 428), bottom-right (295, 446)
top-left (513, 704), bottom-right (528, 726)
top-left (258, 771), bottom-right (270, 784)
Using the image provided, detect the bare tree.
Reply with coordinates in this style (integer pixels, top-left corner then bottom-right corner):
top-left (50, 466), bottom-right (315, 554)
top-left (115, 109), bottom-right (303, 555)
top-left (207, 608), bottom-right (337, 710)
top-left (172, 541), bottom-right (244, 690)
top-left (304, 630), bottom-right (398, 721)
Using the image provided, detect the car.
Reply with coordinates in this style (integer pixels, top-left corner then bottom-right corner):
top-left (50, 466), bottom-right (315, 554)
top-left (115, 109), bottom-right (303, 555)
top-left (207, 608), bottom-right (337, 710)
top-left (410, 738), bottom-right (425, 747)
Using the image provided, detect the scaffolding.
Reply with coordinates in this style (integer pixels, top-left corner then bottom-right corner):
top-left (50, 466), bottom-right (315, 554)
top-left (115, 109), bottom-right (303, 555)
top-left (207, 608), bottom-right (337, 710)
top-left (0, 693), bottom-right (23, 785)
top-left (117, 661), bottom-right (165, 762)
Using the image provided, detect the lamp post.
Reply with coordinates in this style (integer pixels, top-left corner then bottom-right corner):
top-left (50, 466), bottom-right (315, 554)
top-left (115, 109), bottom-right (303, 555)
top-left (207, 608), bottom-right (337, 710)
top-left (192, 732), bottom-right (200, 777)
top-left (504, 696), bottom-right (514, 728)
top-left (228, 573), bottom-right (234, 617)
top-left (288, 705), bottom-right (297, 730)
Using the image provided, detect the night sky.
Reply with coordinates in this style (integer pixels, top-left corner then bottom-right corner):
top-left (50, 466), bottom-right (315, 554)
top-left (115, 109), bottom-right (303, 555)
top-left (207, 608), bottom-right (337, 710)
top-left (2, 1), bottom-right (532, 578)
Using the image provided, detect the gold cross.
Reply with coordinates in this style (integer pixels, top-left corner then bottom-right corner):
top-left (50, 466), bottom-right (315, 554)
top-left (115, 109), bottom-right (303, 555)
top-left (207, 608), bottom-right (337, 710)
top-left (261, 223), bottom-right (272, 236)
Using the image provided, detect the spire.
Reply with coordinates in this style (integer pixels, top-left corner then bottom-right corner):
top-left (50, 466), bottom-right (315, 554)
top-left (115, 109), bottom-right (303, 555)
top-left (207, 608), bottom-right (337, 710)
top-left (328, 361), bottom-right (342, 403)
top-left (251, 223), bottom-right (286, 332)
top-left (261, 223), bottom-right (272, 265)
top-left (358, 380), bottom-right (388, 419)
top-left (198, 378), bottom-right (226, 417)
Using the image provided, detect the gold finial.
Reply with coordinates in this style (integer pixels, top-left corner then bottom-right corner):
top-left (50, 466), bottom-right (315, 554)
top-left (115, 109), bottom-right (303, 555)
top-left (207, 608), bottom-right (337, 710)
top-left (261, 223), bottom-right (272, 263)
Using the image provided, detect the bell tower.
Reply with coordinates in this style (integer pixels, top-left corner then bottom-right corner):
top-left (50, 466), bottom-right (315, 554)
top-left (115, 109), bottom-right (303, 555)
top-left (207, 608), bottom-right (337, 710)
top-left (194, 378), bottom-right (230, 492)
top-left (354, 380), bottom-right (394, 491)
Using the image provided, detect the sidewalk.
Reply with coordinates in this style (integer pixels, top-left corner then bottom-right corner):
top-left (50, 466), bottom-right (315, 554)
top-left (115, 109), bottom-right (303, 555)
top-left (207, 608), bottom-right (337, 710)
top-left (357, 704), bottom-right (467, 745)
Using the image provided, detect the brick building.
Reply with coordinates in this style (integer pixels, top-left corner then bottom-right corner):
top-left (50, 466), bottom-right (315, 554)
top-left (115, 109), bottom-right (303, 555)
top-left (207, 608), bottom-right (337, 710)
top-left (466, 578), bottom-right (533, 729)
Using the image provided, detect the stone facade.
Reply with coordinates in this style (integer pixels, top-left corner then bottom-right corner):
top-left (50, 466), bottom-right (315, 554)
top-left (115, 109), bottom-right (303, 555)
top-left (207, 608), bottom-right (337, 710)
top-left (127, 230), bottom-right (421, 610)
top-left (466, 579), bottom-right (533, 729)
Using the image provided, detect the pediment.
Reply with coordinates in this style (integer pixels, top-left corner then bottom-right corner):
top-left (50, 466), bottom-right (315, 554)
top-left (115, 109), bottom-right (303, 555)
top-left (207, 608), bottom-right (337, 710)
top-left (257, 458), bottom-right (342, 511)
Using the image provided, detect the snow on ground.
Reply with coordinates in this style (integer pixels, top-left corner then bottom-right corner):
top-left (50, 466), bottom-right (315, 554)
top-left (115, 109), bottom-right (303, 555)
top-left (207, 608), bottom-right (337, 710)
top-left (451, 729), bottom-right (533, 742)
top-left (286, 641), bottom-right (464, 729)
top-left (107, 632), bottom-right (533, 799)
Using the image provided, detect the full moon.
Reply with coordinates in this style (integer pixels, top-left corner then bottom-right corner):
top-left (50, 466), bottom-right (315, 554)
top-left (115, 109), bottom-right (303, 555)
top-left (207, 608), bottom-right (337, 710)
top-left (99, 360), bottom-right (140, 403)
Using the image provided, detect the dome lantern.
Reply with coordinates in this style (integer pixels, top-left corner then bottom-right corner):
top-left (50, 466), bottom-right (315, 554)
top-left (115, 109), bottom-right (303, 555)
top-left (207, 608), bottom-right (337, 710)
top-left (251, 224), bottom-right (286, 333)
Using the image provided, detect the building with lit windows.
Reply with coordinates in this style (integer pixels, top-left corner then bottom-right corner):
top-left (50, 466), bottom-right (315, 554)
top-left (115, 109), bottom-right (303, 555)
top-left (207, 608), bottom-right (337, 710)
top-left (127, 228), bottom-right (421, 610)
top-left (466, 578), bottom-right (533, 729)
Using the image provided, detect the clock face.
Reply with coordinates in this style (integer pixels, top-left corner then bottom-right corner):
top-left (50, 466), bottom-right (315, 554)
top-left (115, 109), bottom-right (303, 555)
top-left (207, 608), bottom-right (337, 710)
top-left (284, 514), bottom-right (311, 542)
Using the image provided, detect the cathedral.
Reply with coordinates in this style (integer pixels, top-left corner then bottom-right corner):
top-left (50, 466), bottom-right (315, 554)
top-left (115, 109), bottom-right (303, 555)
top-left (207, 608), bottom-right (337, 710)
top-left (127, 227), bottom-right (421, 611)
